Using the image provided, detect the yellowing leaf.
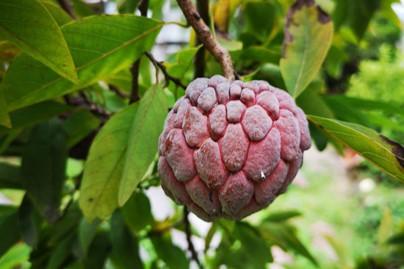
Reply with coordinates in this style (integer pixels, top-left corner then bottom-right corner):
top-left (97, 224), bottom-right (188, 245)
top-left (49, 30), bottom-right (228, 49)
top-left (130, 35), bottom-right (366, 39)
top-left (280, 0), bottom-right (333, 98)
top-left (214, 0), bottom-right (231, 32)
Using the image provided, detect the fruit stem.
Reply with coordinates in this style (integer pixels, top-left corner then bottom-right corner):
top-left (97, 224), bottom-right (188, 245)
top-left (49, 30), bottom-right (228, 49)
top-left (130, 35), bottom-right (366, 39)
top-left (176, 0), bottom-right (235, 80)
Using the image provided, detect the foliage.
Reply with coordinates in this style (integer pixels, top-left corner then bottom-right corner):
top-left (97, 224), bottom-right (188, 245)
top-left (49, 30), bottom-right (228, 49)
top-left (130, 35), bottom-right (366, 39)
top-left (349, 46), bottom-right (404, 102)
top-left (0, 0), bottom-right (402, 268)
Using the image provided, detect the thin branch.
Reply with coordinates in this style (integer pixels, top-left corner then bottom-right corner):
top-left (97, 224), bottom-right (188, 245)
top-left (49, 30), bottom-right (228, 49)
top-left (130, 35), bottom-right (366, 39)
top-left (145, 52), bottom-right (186, 89)
top-left (138, 0), bottom-right (149, 16)
top-left (194, 0), bottom-right (210, 78)
top-left (156, 41), bottom-right (188, 46)
top-left (57, 0), bottom-right (76, 18)
top-left (64, 93), bottom-right (110, 120)
top-left (108, 84), bottom-right (129, 99)
top-left (176, 0), bottom-right (235, 80)
top-left (183, 207), bottom-right (203, 269)
top-left (79, 92), bottom-right (111, 119)
top-left (193, 46), bottom-right (204, 78)
top-left (130, 62), bottom-right (141, 103)
top-left (129, 0), bottom-right (149, 104)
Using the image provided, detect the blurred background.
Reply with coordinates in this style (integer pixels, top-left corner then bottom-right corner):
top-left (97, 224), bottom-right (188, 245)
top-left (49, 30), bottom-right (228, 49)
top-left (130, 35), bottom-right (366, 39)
top-left (0, 0), bottom-right (403, 268)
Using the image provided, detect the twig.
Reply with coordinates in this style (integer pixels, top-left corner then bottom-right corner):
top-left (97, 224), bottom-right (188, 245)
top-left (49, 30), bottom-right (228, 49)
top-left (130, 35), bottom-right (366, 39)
top-left (130, 62), bottom-right (141, 103)
top-left (194, 0), bottom-right (209, 78)
top-left (156, 41), bottom-right (188, 46)
top-left (108, 84), bottom-right (129, 99)
top-left (129, 0), bottom-right (149, 104)
top-left (145, 52), bottom-right (186, 89)
top-left (183, 207), bottom-right (203, 269)
top-left (79, 92), bottom-right (110, 119)
top-left (176, 0), bottom-right (235, 80)
top-left (64, 93), bottom-right (110, 120)
top-left (138, 0), bottom-right (149, 16)
top-left (57, 0), bottom-right (76, 18)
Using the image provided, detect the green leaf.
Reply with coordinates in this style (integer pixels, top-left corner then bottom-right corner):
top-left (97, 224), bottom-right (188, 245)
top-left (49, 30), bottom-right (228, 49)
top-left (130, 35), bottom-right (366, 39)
top-left (80, 86), bottom-right (168, 221)
top-left (0, 243), bottom-right (31, 269)
top-left (241, 0), bottom-right (280, 42)
top-left (388, 232), bottom-right (404, 245)
top-left (0, 206), bottom-right (20, 257)
top-left (41, 0), bottom-right (73, 26)
top-left (260, 222), bottom-right (317, 265)
top-left (21, 120), bottom-right (68, 222)
top-left (264, 210), bottom-right (302, 222)
top-left (333, 0), bottom-right (380, 39)
top-left (377, 208), bottom-right (393, 244)
top-left (119, 86), bottom-right (168, 206)
top-left (239, 46), bottom-right (281, 65)
top-left (47, 203), bottom-right (81, 246)
top-left (0, 0), bottom-right (77, 82)
top-left (204, 222), bottom-right (218, 252)
top-left (118, 0), bottom-right (141, 14)
top-left (255, 63), bottom-right (285, 89)
top-left (280, 0), bottom-right (333, 98)
top-left (234, 222), bottom-right (273, 268)
top-left (82, 231), bottom-right (110, 269)
top-left (324, 97), bottom-right (404, 134)
top-left (0, 91), bottom-right (10, 128)
top-left (218, 36), bottom-right (243, 51)
top-left (212, 222), bottom-right (272, 269)
top-left (18, 196), bottom-right (40, 247)
top-left (107, 69), bottom-right (132, 94)
top-left (78, 218), bottom-right (98, 257)
top-left (110, 212), bottom-right (144, 269)
top-left (79, 104), bottom-right (138, 221)
top-left (324, 95), bottom-right (404, 118)
top-left (46, 233), bottom-right (76, 269)
top-left (151, 234), bottom-right (189, 269)
top-left (0, 162), bottom-right (22, 189)
top-left (296, 81), bottom-right (335, 118)
top-left (0, 101), bottom-right (71, 135)
top-left (166, 46), bottom-right (200, 78)
top-left (308, 115), bottom-right (404, 182)
top-left (70, 0), bottom-right (95, 18)
top-left (323, 95), bottom-right (371, 125)
top-left (295, 80), bottom-right (335, 151)
top-left (63, 109), bottom-right (100, 148)
top-left (1, 15), bottom-right (162, 111)
top-left (309, 123), bottom-right (328, 151)
top-left (121, 191), bottom-right (154, 234)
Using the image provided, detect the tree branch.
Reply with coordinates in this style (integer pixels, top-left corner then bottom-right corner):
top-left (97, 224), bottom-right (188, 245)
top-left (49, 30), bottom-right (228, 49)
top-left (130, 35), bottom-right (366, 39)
top-left (64, 94), bottom-right (110, 120)
top-left (130, 62), bottom-right (141, 103)
top-left (194, 0), bottom-right (210, 78)
top-left (108, 84), bottom-right (129, 99)
top-left (156, 41), bottom-right (188, 46)
top-left (138, 0), bottom-right (149, 16)
top-left (183, 207), bottom-right (203, 269)
top-left (57, 0), bottom-right (76, 18)
top-left (129, 0), bottom-right (149, 104)
top-left (176, 0), bottom-right (235, 80)
top-left (145, 52), bottom-right (186, 89)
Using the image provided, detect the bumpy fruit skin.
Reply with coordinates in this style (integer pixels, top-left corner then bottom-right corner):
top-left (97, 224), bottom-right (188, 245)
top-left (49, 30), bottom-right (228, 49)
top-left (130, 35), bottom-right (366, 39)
top-left (158, 75), bottom-right (311, 221)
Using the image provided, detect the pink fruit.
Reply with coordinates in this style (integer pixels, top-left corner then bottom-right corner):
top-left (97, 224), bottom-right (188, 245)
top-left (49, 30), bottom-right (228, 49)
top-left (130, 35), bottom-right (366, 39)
top-left (158, 75), bottom-right (311, 221)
